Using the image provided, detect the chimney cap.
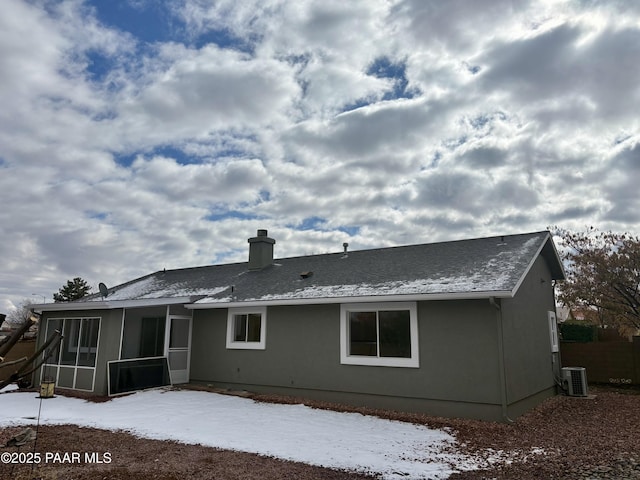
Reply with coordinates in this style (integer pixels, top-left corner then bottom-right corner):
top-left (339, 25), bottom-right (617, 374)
top-left (249, 229), bottom-right (275, 245)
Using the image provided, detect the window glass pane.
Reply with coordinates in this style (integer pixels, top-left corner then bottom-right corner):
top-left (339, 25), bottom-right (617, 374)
top-left (108, 357), bottom-right (171, 396)
top-left (121, 317), bottom-right (140, 360)
top-left (349, 312), bottom-right (377, 356)
top-left (77, 318), bottom-right (100, 367)
top-left (379, 310), bottom-right (411, 358)
top-left (60, 319), bottom-right (81, 365)
top-left (140, 317), bottom-right (165, 358)
top-left (168, 350), bottom-right (188, 370)
top-left (246, 314), bottom-right (262, 342)
top-left (45, 319), bottom-right (63, 365)
top-left (170, 318), bottom-right (190, 348)
top-left (234, 315), bottom-right (247, 342)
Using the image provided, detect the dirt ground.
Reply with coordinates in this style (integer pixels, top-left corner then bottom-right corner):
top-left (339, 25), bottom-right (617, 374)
top-left (1, 385), bottom-right (639, 480)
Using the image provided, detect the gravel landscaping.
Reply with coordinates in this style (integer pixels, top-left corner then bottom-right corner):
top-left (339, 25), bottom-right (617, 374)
top-left (443, 385), bottom-right (640, 479)
top-left (1, 385), bottom-right (639, 479)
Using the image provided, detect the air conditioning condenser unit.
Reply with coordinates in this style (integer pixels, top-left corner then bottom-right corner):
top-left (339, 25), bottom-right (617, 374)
top-left (562, 367), bottom-right (588, 397)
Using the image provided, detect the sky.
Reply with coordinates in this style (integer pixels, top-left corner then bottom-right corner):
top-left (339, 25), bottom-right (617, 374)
top-left (0, 386), bottom-right (516, 478)
top-left (1, 0), bottom-right (639, 312)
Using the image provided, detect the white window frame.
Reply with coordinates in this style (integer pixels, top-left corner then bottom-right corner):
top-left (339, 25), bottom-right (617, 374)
top-left (50, 317), bottom-right (100, 367)
top-left (340, 302), bottom-right (419, 368)
top-left (226, 307), bottom-right (267, 350)
top-left (41, 316), bottom-right (101, 392)
top-left (548, 311), bottom-right (559, 353)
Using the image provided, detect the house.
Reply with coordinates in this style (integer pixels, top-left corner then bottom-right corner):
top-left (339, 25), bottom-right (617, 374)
top-left (33, 229), bottom-right (565, 421)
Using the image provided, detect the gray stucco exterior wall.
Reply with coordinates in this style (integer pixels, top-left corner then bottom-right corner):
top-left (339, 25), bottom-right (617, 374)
top-left (500, 254), bottom-right (558, 417)
top-left (190, 299), bottom-right (509, 420)
top-left (93, 309), bottom-right (124, 394)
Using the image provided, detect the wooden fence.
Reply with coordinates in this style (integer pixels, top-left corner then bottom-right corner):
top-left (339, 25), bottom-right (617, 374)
top-left (560, 337), bottom-right (640, 385)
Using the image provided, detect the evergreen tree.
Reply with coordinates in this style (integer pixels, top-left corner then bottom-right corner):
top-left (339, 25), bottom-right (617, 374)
top-left (53, 277), bottom-right (92, 302)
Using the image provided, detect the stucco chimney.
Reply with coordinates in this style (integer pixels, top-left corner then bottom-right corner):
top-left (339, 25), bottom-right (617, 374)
top-left (248, 229), bottom-right (275, 270)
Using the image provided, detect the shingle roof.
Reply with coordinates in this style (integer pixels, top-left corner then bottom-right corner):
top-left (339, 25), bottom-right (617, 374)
top-left (75, 230), bottom-right (563, 308)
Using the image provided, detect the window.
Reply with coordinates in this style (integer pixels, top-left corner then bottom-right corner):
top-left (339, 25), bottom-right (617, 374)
top-left (42, 317), bottom-right (100, 392)
top-left (139, 317), bottom-right (165, 358)
top-left (340, 303), bottom-right (419, 367)
top-left (44, 318), bottom-right (63, 366)
top-left (61, 319), bottom-right (81, 365)
top-left (77, 318), bottom-right (100, 366)
top-left (47, 317), bottom-right (100, 367)
top-left (226, 307), bottom-right (266, 350)
top-left (120, 308), bottom-right (167, 360)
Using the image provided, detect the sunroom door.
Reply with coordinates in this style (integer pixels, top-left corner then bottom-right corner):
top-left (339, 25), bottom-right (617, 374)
top-left (166, 316), bottom-right (192, 384)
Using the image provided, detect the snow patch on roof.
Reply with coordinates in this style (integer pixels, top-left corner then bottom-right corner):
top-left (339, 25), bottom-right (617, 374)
top-left (146, 285), bottom-right (229, 299)
top-left (249, 274), bottom-right (510, 302)
top-left (99, 276), bottom-right (158, 300)
top-left (195, 296), bottom-right (233, 304)
top-left (103, 276), bottom-right (229, 301)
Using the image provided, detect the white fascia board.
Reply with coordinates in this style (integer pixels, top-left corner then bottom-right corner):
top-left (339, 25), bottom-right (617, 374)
top-left (545, 233), bottom-right (566, 279)
top-left (34, 297), bottom-right (193, 312)
top-left (510, 232), bottom-right (552, 297)
top-left (186, 290), bottom-right (514, 309)
top-left (32, 301), bottom-right (110, 312)
top-left (108, 297), bottom-right (193, 308)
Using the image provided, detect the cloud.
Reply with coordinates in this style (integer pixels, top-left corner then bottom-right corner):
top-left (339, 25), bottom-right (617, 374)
top-left (602, 142), bottom-right (640, 223)
top-left (480, 23), bottom-right (640, 121)
top-left (284, 97), bottom-right (441, 162)
top-left (0, 0), bottom-right (639, 310)
top-left (457, 146), bottom-right (508, 168)
top-left (394, 0), bottom-right (530, 52)
top-left (115, 45), bottom-right (299, 143)
top-left (479, 24), bottom-right (583, 101)
top-left (129, 155), bottom-right (269, 204)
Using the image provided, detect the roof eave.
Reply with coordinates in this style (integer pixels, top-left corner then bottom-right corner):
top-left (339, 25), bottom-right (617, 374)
top-left (510, 232), bottom-right (565, 297)
top-left (186, 290), bottom-right (514, 309)
top-left (33, 296), bottom-right (196, 312)
top-left (543, 233), bottom-right (566, 280)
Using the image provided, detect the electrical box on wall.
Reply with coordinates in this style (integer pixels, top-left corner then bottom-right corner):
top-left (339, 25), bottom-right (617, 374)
top-left (548, 311), bottom-right (559, 353)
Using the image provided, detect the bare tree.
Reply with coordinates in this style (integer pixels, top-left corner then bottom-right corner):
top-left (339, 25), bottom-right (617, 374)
top-left (6, 298), bottom-right (36, 325)
top-left (554, 227), bottom-right (640, 335)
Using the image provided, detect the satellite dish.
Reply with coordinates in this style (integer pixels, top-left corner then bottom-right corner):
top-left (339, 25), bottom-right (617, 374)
top-left (98, 282), bottom-right (109, 298)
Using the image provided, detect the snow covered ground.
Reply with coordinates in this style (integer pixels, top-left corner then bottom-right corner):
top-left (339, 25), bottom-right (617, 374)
top-left (0, 387), bottom-right (484, 479)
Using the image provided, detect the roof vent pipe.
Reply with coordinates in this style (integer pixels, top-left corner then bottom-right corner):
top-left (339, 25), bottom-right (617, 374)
top-left (248, 229), bottom-right (276, 270)
top-left (342, 242), bottom-right (349, 258)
